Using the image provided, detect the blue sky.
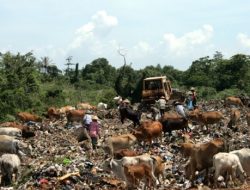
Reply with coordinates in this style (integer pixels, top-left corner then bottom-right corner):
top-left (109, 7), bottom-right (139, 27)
top-left (1, 0), bottom-right (250, 71)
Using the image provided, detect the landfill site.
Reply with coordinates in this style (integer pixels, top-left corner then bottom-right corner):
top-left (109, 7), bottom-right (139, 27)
top-left (0, 99), bottom-right (250, 190)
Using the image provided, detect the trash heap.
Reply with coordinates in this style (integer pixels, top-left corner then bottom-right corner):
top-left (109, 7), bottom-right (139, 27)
top-left (3, 102), bottom-right (250, 190)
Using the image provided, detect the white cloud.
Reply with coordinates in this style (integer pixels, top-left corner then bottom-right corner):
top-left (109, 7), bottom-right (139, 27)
top-left (69, 10), bottom-right (118, 49)
top-left (131, 41), bottom-right (154, 59)
top-left (163, 24), bottom-right (214, 55)
top-left (237, 33), bottom-right (250, 47)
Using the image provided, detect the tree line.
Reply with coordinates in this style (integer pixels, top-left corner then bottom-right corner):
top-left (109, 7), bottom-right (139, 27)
top-left (0, 51), bottom-right (249, 121)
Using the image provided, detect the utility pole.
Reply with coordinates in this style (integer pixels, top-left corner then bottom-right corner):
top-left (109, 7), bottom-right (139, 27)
top-left (65, 56), bottom-right (75, 76)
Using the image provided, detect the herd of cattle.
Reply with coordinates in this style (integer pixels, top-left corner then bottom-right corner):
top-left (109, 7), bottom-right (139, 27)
top-left (0, 96), bottom-right (249, 189)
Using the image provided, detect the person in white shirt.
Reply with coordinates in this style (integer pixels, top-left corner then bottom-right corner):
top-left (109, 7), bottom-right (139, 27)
top-left (174, 101), bottom-right (187, 119)
top-left (157, 96), bottom-right (167, 117)
top-left (83, 110), bottom-right (92, 130)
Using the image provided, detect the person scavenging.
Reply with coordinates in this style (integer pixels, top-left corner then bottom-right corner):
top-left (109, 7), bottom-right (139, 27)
top-left (185, 91), bottom-right (194, 110)
top-left (83, 110), bottom-right (92, 130)
top-left (88, 115), bottom-right (101, 150)
top-left (190, 87), bottom-right (197, 108)
top-left (173, 101), bottom-right (187, 119)
top-left (157, 96), bottom-right (167, 117)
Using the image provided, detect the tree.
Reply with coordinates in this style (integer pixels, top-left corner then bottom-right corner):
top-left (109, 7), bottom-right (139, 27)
top-left (40, 56), bottom-right (53, 74)
top-left (0, 52), bottom-right (41, 120)
top-left (82, 58), bottom-right (117, 87)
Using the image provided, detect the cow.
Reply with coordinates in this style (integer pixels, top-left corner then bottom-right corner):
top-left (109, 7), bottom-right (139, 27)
top-left (119, 105), bottom-right (141, 127)
top-left (161, 112), bottom-right (182, 121)
top-left (101, 154), bottom-right (158, 186)
top-left (161, 118), bottom-right (189, 135)
top-left (0, 122), bottom-right (35, 138)
top-left (182, 133), bottom-right (195, 144)
top-left (0, 128), bottom-right (22, 137)
top-left (17, 112), bottom-right (42, 123)
top-left (66, 109), bottom-right (85, 125)
top-left (97, 102), bottom-right (108, 110)
top-left (151, 155), bottom-right (165, 184)
top-left (103, 134), bottom-right (137, 156)
top-left (227, 109), bottom-right (241, 131)
top-left (77, 103), bottom-right (95, 110)
top-left (213, 152), bottom-right (246, 188)
top-left (191, 111), bottom-right (225, 131)
top-left (225, 96), bottom-right (244, 107)
top-left (0, 154), bottom-right (21, 186)
top-left (46, 107), bottom-right (61, 120)
top-left (113, 149), bottom-right (138, 159)
top-left (230, 148), bottom-right (250, 176)
top-left (0, 135), bottom-right (31, 157)
top-left (58, 106), bottom-right (75, 115)
top-left (183, 138), bottom-right (226, 184)
top-left (124, 163), bottom-right (154, 190)
top-left (132, 120), bottom-right (162, 146)
top-left (247, 112), bottom-right (250, 127)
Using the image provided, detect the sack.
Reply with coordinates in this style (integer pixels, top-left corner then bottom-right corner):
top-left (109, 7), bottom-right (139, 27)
top-left (90, 130), bottom-right (97, 137)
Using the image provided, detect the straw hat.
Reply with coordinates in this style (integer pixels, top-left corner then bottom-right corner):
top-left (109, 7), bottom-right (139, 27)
top-left (160, 96), bottom-right (165, 99)
top-left (92, 115), bottom-right (98, 120)
top-left (190, 87), bottom-right (195, 91)
top-left (123, 99), bottom-right (130, 104)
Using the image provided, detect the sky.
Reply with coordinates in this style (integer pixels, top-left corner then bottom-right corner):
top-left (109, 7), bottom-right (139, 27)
top-left (1, 0), bottom-right (250, 71)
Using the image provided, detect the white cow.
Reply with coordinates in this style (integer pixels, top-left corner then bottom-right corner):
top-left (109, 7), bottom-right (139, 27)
top-left (0, 154), bottom-right (21, 185)
top-left (230, 148), bottom-right (250, 176)
top-left (213, 152), bottom-right (246, 187)
top-left (0, 127), bottom-right (22, 137)
top-left (0, 135), bottom-right (31, 156)
top-left (97, 102), bottom-right (108, 110)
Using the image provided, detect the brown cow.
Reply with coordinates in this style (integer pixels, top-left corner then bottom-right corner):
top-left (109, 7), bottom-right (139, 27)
top-left (193, 111), bottom-right (225, 130)
top-left (160, 112), bottom-right (182, 121)
top-left (132, 120), bottom-right (163, 146)
top-left (151, 155), bottom-right (165, 184)
top-left (227, 109), bottom-right (241, 130)
top-left (66, 109), bottom-right (85, 124)
top-left (123, 163), bottom-right (154, 190)
top-left (47, 107), bottom-right (61, 120)
top-left (113, 149), bottom-right (138, 159)
top-left (17, 112), bottom-right (42, 123)
top-left (183, 138), bottom-right (226, 183)
top-left (225, 96), bottom-right (244, 107)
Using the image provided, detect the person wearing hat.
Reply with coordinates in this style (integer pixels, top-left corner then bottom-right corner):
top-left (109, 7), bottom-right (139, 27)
top-left (82, 110), bottom-right (92, 130)
top-left (120, 98), bottom-right (133, 109)
top-left (88, 115), bottom-right (101, 150)
top-left (190, 87), bottom-right (197, 108)
top-left (185, 91), bottom-right (194, 110)
top-left (157, 96), bottom-right (167, 117)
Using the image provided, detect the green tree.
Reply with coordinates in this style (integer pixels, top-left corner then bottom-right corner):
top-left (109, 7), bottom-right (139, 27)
top-left (0, 52), bottom-right (41, 120)
top-left (82, 58), bottom-right (117, 87)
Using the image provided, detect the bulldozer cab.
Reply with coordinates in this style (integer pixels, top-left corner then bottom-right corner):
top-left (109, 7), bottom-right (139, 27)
top-left (142, 76), bottom-right (172, 104)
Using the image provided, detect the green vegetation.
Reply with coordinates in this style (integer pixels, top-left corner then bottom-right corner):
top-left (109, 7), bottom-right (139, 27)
top-left (0, 51), bottom-right (249, 121)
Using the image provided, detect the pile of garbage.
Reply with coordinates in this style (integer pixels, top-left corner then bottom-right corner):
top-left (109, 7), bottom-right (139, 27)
top-left (2, 102), bottom-right (250, 190)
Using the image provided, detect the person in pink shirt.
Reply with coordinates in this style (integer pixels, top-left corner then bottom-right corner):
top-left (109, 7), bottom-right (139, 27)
top-left (88, 115), bottom-right (101, 150)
